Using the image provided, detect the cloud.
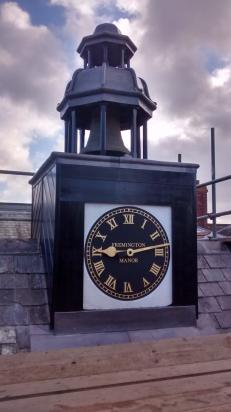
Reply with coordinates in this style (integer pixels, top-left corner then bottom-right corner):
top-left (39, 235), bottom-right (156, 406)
top-left (0, 1), bottom-right (69, 201)
top-left (0, 2), bottom-right (69, 114)
top-left (136, 0), bottom-right (231, 221)
top-left (1, 0), bottom-right (231, 222)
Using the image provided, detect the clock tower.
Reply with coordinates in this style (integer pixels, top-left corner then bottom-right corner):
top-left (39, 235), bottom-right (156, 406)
top-left (30, 23), bottom-right (198, 333)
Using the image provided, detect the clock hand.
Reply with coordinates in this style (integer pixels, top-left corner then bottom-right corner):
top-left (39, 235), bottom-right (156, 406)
top-left (127, 243), bottom-right (170, 257)
top-left (97, 246), bottom-right (125, 257)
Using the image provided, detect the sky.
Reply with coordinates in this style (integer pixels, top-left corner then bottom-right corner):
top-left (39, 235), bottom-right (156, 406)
top-left (0, 0), bottom-right (231, 222)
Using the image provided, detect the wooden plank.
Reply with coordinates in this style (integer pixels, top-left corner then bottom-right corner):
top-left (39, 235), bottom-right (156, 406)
top-left (1, 371), bottom-right (231, 411)
top-left (192, 407), bottom-right (231, 412)
top-left (1, 358), bottom-right (231, 401)
top-left (1, 333), bottom-right (231, 385)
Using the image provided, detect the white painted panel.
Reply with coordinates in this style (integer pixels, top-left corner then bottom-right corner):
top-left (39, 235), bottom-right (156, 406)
top-left (83, 203), bottom-right (172, 310)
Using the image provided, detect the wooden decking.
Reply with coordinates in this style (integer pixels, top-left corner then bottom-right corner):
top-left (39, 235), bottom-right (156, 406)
top-left (1, 333), bottom-right (231, 411)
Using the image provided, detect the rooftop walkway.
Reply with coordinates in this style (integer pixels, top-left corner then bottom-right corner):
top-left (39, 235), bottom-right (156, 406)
top-left (1, 332), bottom-right (231, 411)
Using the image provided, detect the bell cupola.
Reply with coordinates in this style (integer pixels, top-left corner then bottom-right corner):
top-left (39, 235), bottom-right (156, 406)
top-left (57, 23), bottom-right (156, 158)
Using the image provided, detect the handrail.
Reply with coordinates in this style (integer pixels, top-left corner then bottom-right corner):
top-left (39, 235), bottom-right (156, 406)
top-left (196, 128), bottom-right (231, 238)
top-left (197, 210), bottom-right (231, 220)
top-left (0, 170), bottom-right (34, 176)
top-left (197, 174), bottom-right (231, 188)
top-left (197, 175), bottom-right (231, 236)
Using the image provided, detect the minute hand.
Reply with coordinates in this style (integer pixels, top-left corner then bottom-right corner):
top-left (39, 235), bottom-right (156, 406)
top-left (127, 243), bottom-right (170, 257)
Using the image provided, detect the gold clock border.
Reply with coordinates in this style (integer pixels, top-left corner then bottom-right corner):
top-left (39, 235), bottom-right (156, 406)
top-left (85, 206), bottom-right (170, 301)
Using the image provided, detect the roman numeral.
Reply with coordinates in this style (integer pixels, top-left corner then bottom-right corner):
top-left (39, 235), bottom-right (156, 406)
top-left (93, 260), bottom-right (105, 277)
top-left (143, 277), bottom-right (150, 288)
top-left (92, 247), bottom-right (102, 257)
top-left (141, 219), bottom-right (147, 229)
top-left (124, 282), bottom-right (133, 293)
top-left (155, 248), bottom-right (164, 256)
top-left (95, 231), bottom-right (107, 242)
top-left (123, 214), bottom-right (134, 224)
top-left (104, 275), bottom-right (116, 290)
top-left (149, 263), bottom-right (161, 276)
top-left (106, 217), bottom-right (118, 231)
top-left (150, 230), bottom-right (160, 241)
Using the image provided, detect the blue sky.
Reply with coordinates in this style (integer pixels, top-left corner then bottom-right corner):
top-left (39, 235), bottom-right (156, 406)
top-left (0, 0), bottom-right (231, 219)
top-left (13, 0), bottom-right (65, 26)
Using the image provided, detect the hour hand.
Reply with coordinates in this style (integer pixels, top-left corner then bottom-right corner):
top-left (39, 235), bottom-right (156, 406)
top-left (98, 246), bottom-right (124, 257)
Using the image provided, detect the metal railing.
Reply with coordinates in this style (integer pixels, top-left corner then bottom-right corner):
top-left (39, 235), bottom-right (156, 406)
top-left (0, 170), bottom-right (34, 177)
top-left (196, 128), bottom-right (231, 239)
top-left (1, 130), bottom-right (230, 239)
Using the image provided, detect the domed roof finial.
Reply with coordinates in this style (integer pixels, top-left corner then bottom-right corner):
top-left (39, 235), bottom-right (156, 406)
top-left (94, 23), bottom-right (121, 35)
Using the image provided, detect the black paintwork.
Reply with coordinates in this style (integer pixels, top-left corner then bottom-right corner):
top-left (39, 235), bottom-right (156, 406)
top-left (30, 153), bottom-right (198, 327)
top-left (31, 165), bottom-right (56, 321)
top-left (57, 23), bottom-right (156, 157)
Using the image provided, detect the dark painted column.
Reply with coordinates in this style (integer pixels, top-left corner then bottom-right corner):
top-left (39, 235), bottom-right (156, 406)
top-left (131, 108), bottom-right (137, 158)
top-left (87, 49), bottom-right (92, 68)
top-left (67, 119), bottom-right (72, 152)
top-left (143, 120), bottom-right (148, 159)
top-left (64, 120), bottom-right (69, 152)
top-left (100, 104), bottom-right (107, 155)
top-left (121, 48), bottom-right (125, 68)
top-left (80, 129), bottom-right (85, 152)
top-left (71, 110), bottom-right (77, 153)
top-left (137, 126), bottom-right (141, 158)
top-left (103, 46), bottom-right (108, 64)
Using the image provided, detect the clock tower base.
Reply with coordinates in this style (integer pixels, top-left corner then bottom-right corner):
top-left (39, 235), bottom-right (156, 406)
top-left (30, 152), bottom-right (199, 331)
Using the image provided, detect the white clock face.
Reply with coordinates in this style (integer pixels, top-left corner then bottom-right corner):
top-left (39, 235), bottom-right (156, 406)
top-left (83, 204), bottom-right (172, 310)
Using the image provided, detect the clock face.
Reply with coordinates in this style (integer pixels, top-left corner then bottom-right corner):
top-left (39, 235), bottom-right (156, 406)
top-left (84, 206), bottom-right (170, 301)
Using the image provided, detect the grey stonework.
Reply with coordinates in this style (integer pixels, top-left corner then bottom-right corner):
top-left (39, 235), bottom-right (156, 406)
top-left (30, 274), bottom-right (46, 289)
top-left (0, 256), bottom-right (14, 273)
top-left (197, 255), bottom-right (209, 269)
top-left (197, 270), bottom-right (206, 283)
top-left (0, 303), bottom-right (29, 326)
top-left (219, 281), bottom-right (231, 295)
top-left (198, 297), bottom-right (221, 313)
top-left (199, 282), bottom-right (224, 297)
top-left (16, 326), bottom-right (30, 350)
top-left (198, 240), bottom-right (231, 330)
top-left (197, 313), bottom-right (220, 330)
top-left (0, 204), bottom-right (31, 240)
top-left (204, 254), bottom-right (231, 269)
top-left (0, 239), bottom-right (38, 254)
top-left (15, 255), bottom-right (45, 274)
top-left (29, 306), bottom-right (50, 324)
top-left (0, 239), bottom-right (49, 354)
top-left (1, 344), bottom-right (17, 355)
top-left (0, 222), bottom-right (31, 240)
top-left (0, 327), bottom-right (17, 355)
top-left (15, 289), bottom-right (48, 306)
top-left (0, 326), bottom-right (16, 343)
top-left (215, 310), bottom-right (231, 328)
top-left (222, 268), bottom-right (231, 281)
top-left (1, 231), bottom-right (231, 353)
top-left (202, 268), bottom-right (226, 282)
top-left (217, 295), bottom-right (231, 311)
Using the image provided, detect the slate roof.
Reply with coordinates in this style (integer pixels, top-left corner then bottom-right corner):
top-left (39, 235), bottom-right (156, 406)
top-left (1, 204), bottom-right (231, 351)
top-left (198, 239), bottom-right (231, 330)
top-left (0, 203), bottom-right (31, 239)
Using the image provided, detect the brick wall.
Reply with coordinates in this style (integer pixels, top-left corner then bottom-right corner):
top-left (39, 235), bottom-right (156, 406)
top-left (197, 184), bottom-right (208, 228)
